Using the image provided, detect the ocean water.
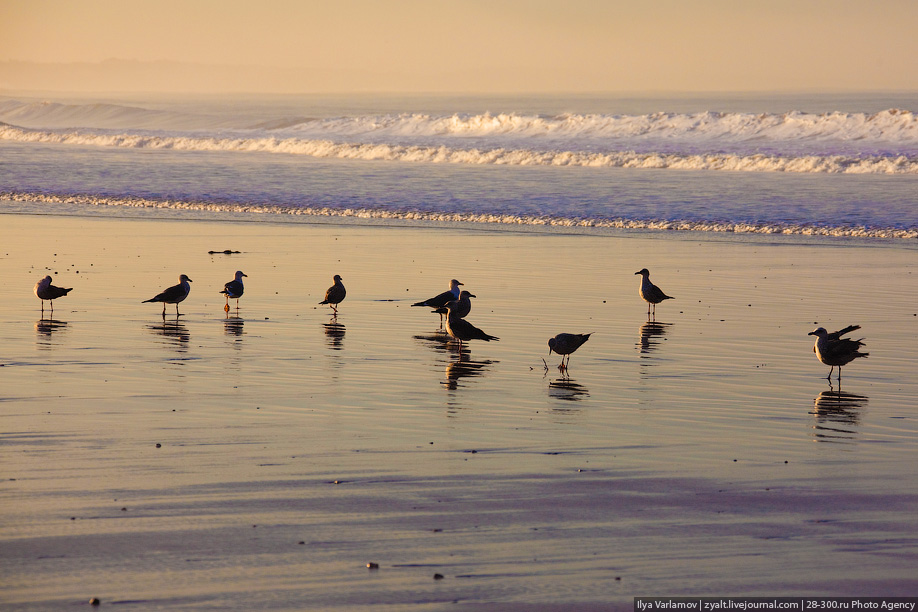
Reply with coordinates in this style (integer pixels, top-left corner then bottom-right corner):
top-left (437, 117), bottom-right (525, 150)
top-left (1, 92), bottom-right (917, 239)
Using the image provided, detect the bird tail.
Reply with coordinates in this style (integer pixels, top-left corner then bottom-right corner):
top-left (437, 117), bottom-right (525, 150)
top-left (411, 301), bottom-right (428, 307)
top-left (837, 324), bottom-right (861, 336)
top-left (483, 334), bottom-right (499, 342)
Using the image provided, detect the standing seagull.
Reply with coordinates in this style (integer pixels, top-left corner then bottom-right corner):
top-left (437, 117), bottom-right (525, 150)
top-left (809, 325), bottom-right (868, 381)
top-left (444, 301), bottom-right (498, 346)
top-left (319, 274), bottom-right (346, 314)
top-left (413, 279), bottom-right (463, 324)
top-left (220, 270), bottom-right (247, 311)
top-left (635, 268), bottom-right (673, 319)
top-left (548, 332), bottom-right (593, 372)
top-left (436, 290), bottom-right (475, 320)
top-left (34, 275), bottom-right (72, 315)
top-left (143, 274), bottom-right (192, 317)
top-left (413, 279), bottom-right (462, 309)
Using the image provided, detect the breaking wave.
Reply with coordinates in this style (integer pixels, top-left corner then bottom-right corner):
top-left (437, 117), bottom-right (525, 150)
top-left (2, 123), bottom-right (916, 174)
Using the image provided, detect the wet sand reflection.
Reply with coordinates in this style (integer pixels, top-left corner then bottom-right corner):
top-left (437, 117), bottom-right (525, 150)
top-left (811, 387), bottom-right (868, 442)
top-left (443, 347), bottom-right (494, 390)
top-left (323, 317), bottom-right (346, 349)
top-left (35, 318), bottom-right (68, 347)
top-left (146, 319), bottom-right (190, 352)
top-left (638, 320), bottom-right (671, 354)
top-left (548, 377), bottom-right (589, 401)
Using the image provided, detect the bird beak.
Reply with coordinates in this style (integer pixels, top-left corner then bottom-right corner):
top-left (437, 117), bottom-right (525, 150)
top-left (469, 293), bottom-right (477, 298)
top-left (807, 331), bottom-right (816, 336)
top-left (634, 271), bottom-right (641, 275)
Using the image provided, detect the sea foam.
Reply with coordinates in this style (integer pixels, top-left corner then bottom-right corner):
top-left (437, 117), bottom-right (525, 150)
top-left (4, 191), bottom-right (916, 240)
top-left (1, 123), bottom-right (916, 174)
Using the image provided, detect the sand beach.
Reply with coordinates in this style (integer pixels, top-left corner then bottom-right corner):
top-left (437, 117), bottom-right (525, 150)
top-left (2, 209), bottom-right (918, 609)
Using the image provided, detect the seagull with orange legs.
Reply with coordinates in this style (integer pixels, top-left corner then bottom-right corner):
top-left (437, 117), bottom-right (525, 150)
top-left (548, 332), bottom-right (592, 372)
top-left (220, 271), bottom-right (247, 311)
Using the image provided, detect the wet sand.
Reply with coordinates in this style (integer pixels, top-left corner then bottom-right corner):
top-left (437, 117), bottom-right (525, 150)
top-left (2, 210), bottom-right (918, 609)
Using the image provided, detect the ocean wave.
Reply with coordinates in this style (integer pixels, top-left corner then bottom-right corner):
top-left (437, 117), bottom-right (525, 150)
top-left (2, 123), bottom-right (916, 174)
top-left (2, 98), bottom-right (917, 143)
top-left (4, 191), bottom-right (916, 240)
top-left (284, 108), bottom-right (918, 143)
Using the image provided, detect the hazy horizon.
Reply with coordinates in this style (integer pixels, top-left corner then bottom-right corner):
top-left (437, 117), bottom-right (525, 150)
top-left (3, 0), bottom-right (918, 95)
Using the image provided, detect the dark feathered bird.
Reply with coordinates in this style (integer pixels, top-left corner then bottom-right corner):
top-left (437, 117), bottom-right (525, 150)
top-left (220, 270), bottom-right (247, 310)
top-left (143, 274), bottom-right (192, 317)
top-left (413, 279), bottom-right (462, 323)
top-left (319, 274), bottom-right (346, 314)
top-left (435, 290), bottom-right (475, 319)
top-left (413, 279), bottom-right (462, 309)
top-left (548, 332), bottom-right (593, 371)
top-left (444, 301), bottom-right (498, 345)
top-left (809, 325), bottom-right (868, 381)
top-left (34, 275), bottom-right (72, 315)
top-left (635, 268), bottom-right (673, 319)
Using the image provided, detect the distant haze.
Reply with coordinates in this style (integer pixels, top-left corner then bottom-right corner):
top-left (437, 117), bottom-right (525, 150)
top-left (2, 0), bottom-right (917, 94)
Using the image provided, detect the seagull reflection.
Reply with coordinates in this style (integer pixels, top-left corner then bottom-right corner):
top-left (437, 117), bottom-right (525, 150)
top-left (35, 318), bottom-right (68, 346)
top-left (414, 331), bottom-right (452, 355)
top-left (146, 319), bottom-right (190, 351)
top-left (323, 318), bottom-right (346, 349)
top-left (224, 315), bottom-right (245, 337)
top-left (638, 321), bottom-right (671, 354)
top-left (443, 348), bottom-right (494, 390)
top-left (548, 377), bottom-right (589, 401)
top-left (812, 387), bottom-right (867, 442)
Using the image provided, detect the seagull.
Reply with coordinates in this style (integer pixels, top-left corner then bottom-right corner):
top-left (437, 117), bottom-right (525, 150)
top-left (319, 274), bottom-right (346, 314)
top-left (143, 274), bottom-right (192, 317)
top-left (635, 268), bottom-right (673, 319)
top-left (412, 279), bottom-right (463, 316)
top-left (34, 275), bottom-right (72, 315)
top-left (809, 325), bottom-right (868, 381)
top-left (444, 301), bottom-right (498, 345)
top-left (220, 270), bottom-right (247, 311)
top-left (548, 332), bottom-right (593, 371)
top-left (435, 290), bottom-right (475, 320)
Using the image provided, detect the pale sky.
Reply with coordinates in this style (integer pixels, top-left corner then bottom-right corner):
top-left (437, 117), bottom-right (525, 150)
top-left (1, 0), bottom-right (917, 93)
